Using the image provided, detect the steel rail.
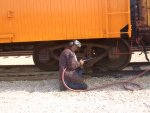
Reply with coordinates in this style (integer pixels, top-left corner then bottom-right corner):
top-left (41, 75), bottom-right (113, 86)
top-left (0, 62), bottom-right (149, 81)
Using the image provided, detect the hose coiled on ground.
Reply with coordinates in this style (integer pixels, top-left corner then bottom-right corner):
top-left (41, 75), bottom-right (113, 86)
top-left (61, 68), bottom-right (150, 92)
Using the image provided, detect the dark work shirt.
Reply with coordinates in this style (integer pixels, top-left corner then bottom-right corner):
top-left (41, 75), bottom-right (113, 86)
top-left (59, 48), bottom-right (83, 83)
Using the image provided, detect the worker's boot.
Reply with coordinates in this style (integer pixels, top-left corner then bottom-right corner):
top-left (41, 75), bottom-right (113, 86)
top-left (59, 79), bottom-right (67, 91)
top-left (67, 82), bottom-right (88, 90)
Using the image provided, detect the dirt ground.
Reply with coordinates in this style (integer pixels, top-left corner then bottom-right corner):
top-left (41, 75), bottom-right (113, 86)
top-left (0, 52), bottom-right (149, 113)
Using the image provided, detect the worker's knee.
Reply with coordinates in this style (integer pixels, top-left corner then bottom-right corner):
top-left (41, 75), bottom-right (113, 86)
top-left (76, 68), bottom-right (85, 78)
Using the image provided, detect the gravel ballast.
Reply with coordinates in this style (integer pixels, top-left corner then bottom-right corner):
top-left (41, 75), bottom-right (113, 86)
top-left (0, 53), bottom-right (149, 113)
top-left (0, 75), bottom-right (149, 113)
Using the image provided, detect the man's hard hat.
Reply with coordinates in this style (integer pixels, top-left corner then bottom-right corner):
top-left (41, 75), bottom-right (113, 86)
top-left (69, 40), bottom-right (82, 48)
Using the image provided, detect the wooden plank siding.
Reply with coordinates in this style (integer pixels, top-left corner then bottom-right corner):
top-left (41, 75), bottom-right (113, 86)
top-left (0, 0), bottom-right (131, 43)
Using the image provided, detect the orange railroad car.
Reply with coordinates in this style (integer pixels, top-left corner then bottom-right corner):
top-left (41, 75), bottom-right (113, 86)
top-left (0, 0), bottom-right (149, 71)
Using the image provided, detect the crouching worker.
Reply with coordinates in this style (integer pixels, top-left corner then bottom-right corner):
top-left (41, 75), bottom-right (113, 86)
top-left (59, 40), bottom-right (88, 91)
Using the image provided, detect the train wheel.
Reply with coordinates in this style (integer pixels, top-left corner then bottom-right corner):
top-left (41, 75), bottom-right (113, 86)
top-left (33, 45), bottom-right (59, 71)
top-left (95, 39), bottom-right (131, 71)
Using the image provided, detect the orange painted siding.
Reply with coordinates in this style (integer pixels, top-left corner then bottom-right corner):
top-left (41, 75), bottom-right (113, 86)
top-left (146, 0), bottom-right (150, 26)
top-left (0, 0), bottom-right (131, 43)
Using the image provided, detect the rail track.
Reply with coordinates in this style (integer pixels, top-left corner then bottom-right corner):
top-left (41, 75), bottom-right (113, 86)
top-left (0, 65), bottom-right (58, 81)
top-left (93, 62), bottom-right (150, 77)
top-left (0, 62), bottom-right (149, 81)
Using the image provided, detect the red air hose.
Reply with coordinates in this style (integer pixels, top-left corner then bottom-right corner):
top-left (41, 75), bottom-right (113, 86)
top-left (61, 68), bottom-right (150, 92)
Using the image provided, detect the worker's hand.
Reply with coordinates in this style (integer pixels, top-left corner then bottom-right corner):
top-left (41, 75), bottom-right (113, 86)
top-left (80, 59), bottom-right (84, 66)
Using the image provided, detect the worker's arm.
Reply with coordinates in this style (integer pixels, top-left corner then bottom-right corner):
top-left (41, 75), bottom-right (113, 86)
top-left (67, 53), bottom-right (81, 70)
